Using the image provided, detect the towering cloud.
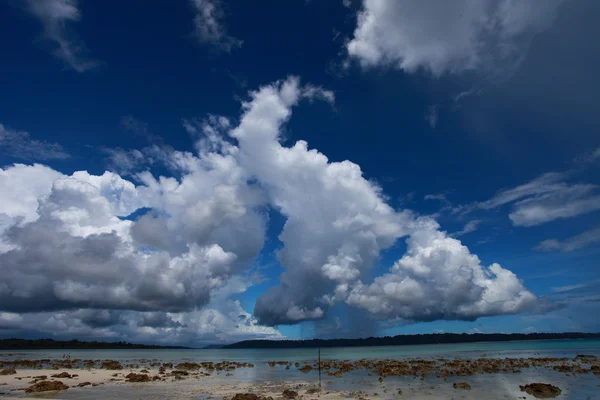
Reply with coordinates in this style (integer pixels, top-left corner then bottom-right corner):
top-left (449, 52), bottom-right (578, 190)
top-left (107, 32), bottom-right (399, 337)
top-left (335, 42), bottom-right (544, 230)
top-left (228, 77), bottom-right (540, 325)
top-left (0, 77), bottom-right (544, 342)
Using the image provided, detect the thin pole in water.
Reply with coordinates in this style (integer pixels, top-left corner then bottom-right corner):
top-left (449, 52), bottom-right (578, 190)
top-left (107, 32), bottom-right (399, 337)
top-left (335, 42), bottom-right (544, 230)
top-left (318, 347), bottom-right (322, 389)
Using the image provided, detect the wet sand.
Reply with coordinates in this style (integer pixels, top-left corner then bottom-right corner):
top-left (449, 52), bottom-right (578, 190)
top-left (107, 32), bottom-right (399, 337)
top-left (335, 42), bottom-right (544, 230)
top-left (0, 354), bottom-right (599, 399)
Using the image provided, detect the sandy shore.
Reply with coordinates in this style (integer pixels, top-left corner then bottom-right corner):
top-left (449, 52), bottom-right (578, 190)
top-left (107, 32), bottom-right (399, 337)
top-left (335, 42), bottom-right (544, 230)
top-left (1, 355), bottom-right (598, 399)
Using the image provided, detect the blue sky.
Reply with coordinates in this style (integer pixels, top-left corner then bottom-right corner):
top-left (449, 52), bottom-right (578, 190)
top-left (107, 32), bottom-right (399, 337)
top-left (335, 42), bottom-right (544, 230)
top-left (0, 0), bottom-right (599, 345)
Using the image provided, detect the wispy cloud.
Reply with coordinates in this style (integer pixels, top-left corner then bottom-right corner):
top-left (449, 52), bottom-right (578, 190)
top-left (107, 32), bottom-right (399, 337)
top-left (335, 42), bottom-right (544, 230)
top-left (425, 105), bottom-right (438, 128)
top-left (536, 227), bottom-right (600, 253)
top-left (189, 0), bottom-right (242, 52)
top-left (573, 146), bottom-right (600, 165)
top-left (452, 219), bottom-right (482, 237)
top-left (424, 192), bottom-right (451, 207)
top-left (455, 171), bottom-right (600, 227)
top-left (0, 123), bottom-right (69, 161)
top-left (121, 115), bottom-right (164, 144)
top-left (25, 0), bottom-right (98, 72)
top-left (551, 283), bottom-right (589, 293)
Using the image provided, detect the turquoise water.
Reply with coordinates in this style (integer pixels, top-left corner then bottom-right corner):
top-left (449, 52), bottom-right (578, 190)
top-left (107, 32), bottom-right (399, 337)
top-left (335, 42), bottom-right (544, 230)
top-left (3, 339), bottom-right (600, 363)
top-left (2, 339), bottom-right (600, 399)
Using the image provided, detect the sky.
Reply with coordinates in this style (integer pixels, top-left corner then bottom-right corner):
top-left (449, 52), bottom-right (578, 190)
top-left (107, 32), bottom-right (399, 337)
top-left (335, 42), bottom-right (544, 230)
top-left (0, 0), bottom-right (599, 347)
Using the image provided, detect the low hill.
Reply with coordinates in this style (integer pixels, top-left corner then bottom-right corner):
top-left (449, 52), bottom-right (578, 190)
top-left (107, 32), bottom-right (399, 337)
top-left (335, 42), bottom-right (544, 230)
top-left (223, 332), bottom-right (600, 349)
top-left (0, 338), bottom-right (189, 350)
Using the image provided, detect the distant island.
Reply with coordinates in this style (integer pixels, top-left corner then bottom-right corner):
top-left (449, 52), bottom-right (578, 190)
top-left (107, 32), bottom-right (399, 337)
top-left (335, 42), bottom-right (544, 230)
top-left (223, 332), bottom-right (600, 349)
top-left (0, 338), bottom-right (189, 350)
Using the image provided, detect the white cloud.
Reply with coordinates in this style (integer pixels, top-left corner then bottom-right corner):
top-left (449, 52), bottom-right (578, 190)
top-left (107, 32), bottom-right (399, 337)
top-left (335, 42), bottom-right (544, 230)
top-left (461, 171), bottom-right (600, 227)
top-left (25, 0), bottom-right (97, 72)
top-left (424, 192), bottom-right (451, 206)
top-left (536, 227), bottom-right (600, 253)
top-left (452, 219), bottom-right (482, 237)
top-left (0, 132), bottom-right (266, 317)
top-left (0, 164), bottom-right (63, 252)
top-left (551, 283), bottom-right (589, 293)
top-left (347, 0), bottom-right (565, 77)
top-left (189, 0), bottom-right (242, 52)
top-left (226, 76), bottom-right (543, 326)
top-left (230, 77), bottom-right (414, 325)
top-left (0, 123), bottom-right (70, 160)
top-left (346, 218), bottom-right (538, 321)
top-left (0, 77), bottom-right (546, 340)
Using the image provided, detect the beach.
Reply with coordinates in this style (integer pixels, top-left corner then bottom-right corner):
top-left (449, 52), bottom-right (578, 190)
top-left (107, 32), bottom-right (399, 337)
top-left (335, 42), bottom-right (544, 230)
top-left (1, 340), bottom-right (599, 399)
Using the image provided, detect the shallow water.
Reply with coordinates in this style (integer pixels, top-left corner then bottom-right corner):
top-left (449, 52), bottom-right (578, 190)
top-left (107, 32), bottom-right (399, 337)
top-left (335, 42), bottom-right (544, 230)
top-left (3, 338), bottom-right (600, 363)
top-left (2, 339), bottom-right (600, 399)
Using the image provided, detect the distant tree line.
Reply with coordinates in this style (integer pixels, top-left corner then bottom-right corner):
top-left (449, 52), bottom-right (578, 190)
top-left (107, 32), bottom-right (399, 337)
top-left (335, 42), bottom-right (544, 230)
top-left (0, 338), bottom-right (189, 350)
top-left (223, 332), bottom-right (600, 349)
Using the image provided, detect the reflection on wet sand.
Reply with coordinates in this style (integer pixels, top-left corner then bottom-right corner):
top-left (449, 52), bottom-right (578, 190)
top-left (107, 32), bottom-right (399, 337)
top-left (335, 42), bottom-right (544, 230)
top-left (0, 354), bottom-right (599, 399)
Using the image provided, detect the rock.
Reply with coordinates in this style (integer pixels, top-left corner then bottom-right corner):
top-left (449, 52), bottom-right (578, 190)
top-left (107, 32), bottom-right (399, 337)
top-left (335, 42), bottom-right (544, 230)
top-left (51, 372), bottom-right (72, 378)
top-left (175, 362), bottom-right (200, 370)
top-left (125, 373), bottom-right (150, 382)
top-left (77, 382), bottom-right (92, 387)
top-left (140, 369), bottom-right (149, 373)
top-left (453, 382), bottom-right (471, 390)
top-left (306, 388), bottom-right (320, 394)
top-left (171, 370), bottom-right (190, 376)
top-left (519, 383), bottom-right (562, 398)
top-left (231, 394), bottom-right (273, 400)
top-left (282, 389), bottom-right (298, 398)
top-left (101, 360), bottom-right (123, 370)
top-left (26, 380), bottom-right (69, 393)
top-left (378, 376), bottom-right (383, 382)
top-left (0, 368), bottom-right (16, 375)
top-left (299, 365), bottom-right (313, 373)
top-left (397, 389), bottom-right (403, 395)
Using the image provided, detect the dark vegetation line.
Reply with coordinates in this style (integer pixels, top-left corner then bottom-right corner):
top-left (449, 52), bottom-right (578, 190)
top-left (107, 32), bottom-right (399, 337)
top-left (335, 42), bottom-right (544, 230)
top-left (0, 338), bottom-right (190, 350)
top-left (2, 332), bottom-right (599, 350)
top-left (223, 332), bottom-right (600, 349)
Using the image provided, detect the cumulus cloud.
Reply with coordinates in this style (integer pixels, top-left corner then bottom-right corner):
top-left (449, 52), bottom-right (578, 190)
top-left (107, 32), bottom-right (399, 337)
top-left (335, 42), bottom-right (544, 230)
top-left (223, 76), bottom-right (541, 326)
top-left (0, 123), bottom-right (70, 161)
top-left (536, 227), bottom-right (600, 253)
top-left (0, 77), bottom-right (545, 341)
top-left (347, 0), bottom-right (565, 77)
top-left (228, 77), bottom-right (413, 325)
top-left (0, 164), bottom-right (63, 252)
top-left (346, 218), bottom-right (539, 321)
top-left (0, 133), bottom-right (266, 317)
top-left (468, 172), bottom-right (600, 226)
top-left (189, 0), bottom-right (242, 52)
top-left (25, 0), bottom-right (97, 72)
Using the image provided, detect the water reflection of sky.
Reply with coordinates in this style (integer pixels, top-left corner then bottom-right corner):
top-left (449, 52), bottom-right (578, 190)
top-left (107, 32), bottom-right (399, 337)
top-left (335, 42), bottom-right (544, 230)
top-left (2, 340), bottom-right (600, 399)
